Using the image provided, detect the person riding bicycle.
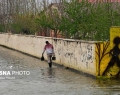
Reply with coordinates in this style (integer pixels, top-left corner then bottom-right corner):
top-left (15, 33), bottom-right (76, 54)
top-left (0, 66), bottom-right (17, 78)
top-left (42, 41), bottom-right (55, 68)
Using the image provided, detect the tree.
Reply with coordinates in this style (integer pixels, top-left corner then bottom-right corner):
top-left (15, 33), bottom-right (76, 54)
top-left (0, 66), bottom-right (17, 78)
top-left (59, 0), bottom-right (120, 40)
top-left (36, 2), bottom-right (62, 37)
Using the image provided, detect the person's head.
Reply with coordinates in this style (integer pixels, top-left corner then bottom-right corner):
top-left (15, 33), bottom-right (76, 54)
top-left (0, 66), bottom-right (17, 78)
top-left (113, 36), bottom-right (120, 45)
top-left (45, 41), bottom-right (49, 44)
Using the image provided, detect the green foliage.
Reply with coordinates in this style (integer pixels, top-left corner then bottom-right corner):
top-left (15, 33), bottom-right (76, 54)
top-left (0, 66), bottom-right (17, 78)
top-left (59, 0), bottom-right (120, 41)
top-left (3, 0), bottom-right (120, 41)
top-left (10, 23), bottom-right (22, 34)
top-left (0, 24), bottom-right (4, 32)
top-left (36, 8), bottom-right (61, 37)
top-left (11, 13), bottom-right (38, 34)
top-left (36, 11), bottom-right (52, 29)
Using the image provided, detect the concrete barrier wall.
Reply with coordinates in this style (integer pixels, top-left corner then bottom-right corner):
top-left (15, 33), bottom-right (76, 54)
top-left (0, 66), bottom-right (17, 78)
top-left (0, 33), bottom-right (97, 76)
top-left (53, 39), bottom-right (96, 75)
top-left (0, 26), bottom-right (119, 78)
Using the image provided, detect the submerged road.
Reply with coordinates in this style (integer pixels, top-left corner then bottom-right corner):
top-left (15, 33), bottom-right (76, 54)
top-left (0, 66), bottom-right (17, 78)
top-left (0, 46), bottom-right (120, 95)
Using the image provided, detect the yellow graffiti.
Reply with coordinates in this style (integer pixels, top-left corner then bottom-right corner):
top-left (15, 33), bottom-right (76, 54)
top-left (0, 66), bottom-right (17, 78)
top-left (107, 26), bottom-right (120, 77)
top-left (95, 42), bottom-right (110, 76)
top-left (96, 26), bottom-right (120, 78)
top-left (110, 26), bottom-right (120, 48)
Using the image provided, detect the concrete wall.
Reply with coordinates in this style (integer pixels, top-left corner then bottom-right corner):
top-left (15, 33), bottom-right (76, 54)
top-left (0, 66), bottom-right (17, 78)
top-left (53, 39), bottom-right (96, 76)
top-left (0, 27), bottom-right (119, 78)
top-left (0, 33), bottom-right (97, 76)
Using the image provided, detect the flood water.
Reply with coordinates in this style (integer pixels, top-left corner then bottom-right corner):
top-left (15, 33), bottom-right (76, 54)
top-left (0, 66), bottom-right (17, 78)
top-left (0, 46), bottom-right (120, 95)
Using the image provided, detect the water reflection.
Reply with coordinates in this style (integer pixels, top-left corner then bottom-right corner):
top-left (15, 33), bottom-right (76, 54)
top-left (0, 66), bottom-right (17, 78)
top-left (47, 68), bottom-right (55, 78)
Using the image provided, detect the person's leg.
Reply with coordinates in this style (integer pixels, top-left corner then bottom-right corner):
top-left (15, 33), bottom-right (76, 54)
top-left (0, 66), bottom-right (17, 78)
top-left (47, 54), bottom-right (50, 63)
top-left (47, 54), bottom-right (52, 68)
top-left (49, 54), bottom-right (52, 68)
top-left (103, 57), bottom-right (115, 75)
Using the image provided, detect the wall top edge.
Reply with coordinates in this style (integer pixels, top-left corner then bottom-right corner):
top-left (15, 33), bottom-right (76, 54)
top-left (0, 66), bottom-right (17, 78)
top-left (0, 33), bottom-right (109, 43)
top-left (3, 33), bottom-right (12, 35)
top-left (36, 36), bottom-right (44, 38)
top-left (45, 37), bottom-right (53, 39)
top-left (14, 34), bottom-right (22, 36)
top-left (63, 39), bottom-right (106, 43)
top-left (0, 32), bottom-right (6, 34)
top-left (53, 38), bottom-right (64, 40)
top-left (25, 35), bottom-right (35, 37)
top-left (111, 26), bottom-right (120, 28)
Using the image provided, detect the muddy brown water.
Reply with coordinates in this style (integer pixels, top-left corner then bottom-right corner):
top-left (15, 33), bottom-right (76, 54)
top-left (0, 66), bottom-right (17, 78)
top-left (0, 46), bottom-right (120, 95)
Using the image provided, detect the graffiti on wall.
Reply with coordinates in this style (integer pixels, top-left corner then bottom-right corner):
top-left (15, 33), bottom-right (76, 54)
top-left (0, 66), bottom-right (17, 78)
top-left (95, 42), bottom-right (110, 76)
top-left (80, 44), bottom-right (94, 66)
top-left (63, 41), bottom-right (95, 69)
top-left (54, 40), bottom-right (95, 70)
top-left (63, 41), bottom-right (76, 65)
top-left (96, 27), bottom-right (120, 78)
top-left (103, 37), bottom-right (120, 77)
top-left (53, 39), bottom-right (63, 63)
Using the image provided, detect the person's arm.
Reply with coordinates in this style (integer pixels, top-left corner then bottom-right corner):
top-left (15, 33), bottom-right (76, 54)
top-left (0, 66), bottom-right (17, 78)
top-left (42, 46), bottom-right (46, 56)
top-left (52, 45), bottom-right (55, 56)
top-left (42, 50), bottom-right (45, 56)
